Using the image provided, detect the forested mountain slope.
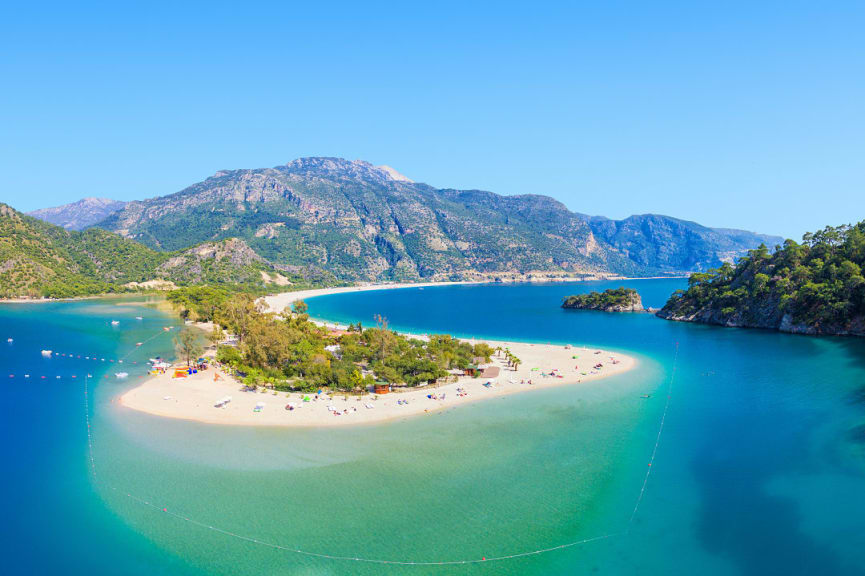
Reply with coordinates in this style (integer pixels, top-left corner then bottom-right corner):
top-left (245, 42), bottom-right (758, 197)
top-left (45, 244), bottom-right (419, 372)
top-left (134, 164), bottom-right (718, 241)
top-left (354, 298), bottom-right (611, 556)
top-left (658, 222), bottom-right (865, 336)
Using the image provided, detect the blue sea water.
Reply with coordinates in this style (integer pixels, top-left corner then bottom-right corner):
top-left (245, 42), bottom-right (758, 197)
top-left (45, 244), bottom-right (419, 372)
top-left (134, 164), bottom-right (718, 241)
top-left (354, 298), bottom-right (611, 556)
top-left (1, 282), bottom-right (864, 575)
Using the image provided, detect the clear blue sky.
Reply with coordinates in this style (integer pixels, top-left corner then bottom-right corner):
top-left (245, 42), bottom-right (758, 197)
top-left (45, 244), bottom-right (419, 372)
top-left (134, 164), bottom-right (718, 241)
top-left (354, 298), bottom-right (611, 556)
top-left (2, 1), bottom-right (863, 240)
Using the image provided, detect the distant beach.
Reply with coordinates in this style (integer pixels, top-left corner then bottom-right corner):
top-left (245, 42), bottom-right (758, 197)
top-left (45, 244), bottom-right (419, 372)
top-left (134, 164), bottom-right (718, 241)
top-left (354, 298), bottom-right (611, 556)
top-left (263, 276), bottom-right (685, 316)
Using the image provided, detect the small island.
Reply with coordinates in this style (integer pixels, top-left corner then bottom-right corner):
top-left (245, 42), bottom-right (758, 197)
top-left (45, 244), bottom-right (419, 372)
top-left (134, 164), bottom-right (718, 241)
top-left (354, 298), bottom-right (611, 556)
top-left (562, 287), bottom-right (644, 312)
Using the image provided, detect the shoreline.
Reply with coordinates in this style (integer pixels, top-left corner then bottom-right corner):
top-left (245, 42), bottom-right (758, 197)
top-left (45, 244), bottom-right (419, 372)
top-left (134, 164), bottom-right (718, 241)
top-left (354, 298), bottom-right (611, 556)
top-left (0, 274), bottom-right (686, 306)
top-left (119, 280), bottom-right (642, 428)
top-left (262, 276), bottom-right (685, 314)
top-left (119, 339), bottom-right (636, 428)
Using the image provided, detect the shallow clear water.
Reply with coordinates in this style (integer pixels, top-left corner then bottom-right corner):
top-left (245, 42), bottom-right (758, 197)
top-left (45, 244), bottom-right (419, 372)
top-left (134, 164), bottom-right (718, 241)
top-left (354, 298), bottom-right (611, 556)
top-left (2, 282), bottom-right (864, 575)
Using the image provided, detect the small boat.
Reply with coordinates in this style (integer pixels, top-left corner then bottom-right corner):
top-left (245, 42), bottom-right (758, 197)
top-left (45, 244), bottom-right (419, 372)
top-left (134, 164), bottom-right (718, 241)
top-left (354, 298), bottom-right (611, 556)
top-left (115, 372), bottom-right (129, 379)
top-left (41, 350), bottom-right (52, 357)
top-left (135, 316), bottom-right (143, 320)
top-left (111, 320), bottom-right (120, 326)
top-left (641, 394), bottom-right (651, 399)
top-left (136, 342), bottom-right (143, 346)
top-left (6, 338), bottom-right (12, 343)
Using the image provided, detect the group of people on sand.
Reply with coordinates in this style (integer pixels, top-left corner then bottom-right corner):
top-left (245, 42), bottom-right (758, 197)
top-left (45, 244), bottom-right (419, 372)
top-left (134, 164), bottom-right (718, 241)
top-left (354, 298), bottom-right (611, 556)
top-left (328, 405), bottom-right (358, 416)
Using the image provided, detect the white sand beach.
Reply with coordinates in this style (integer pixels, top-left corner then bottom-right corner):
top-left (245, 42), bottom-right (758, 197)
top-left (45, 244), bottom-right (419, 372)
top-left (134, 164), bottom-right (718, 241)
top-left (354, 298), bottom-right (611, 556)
top-left (262, 281), bottom-right (475, 315)
top-left (119, 339), bottom-right (635, 428)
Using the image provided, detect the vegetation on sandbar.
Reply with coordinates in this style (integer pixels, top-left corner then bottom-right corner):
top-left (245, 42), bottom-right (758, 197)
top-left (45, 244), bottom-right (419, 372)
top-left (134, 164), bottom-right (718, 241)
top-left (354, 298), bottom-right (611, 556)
top-left (179, 292), bottom-right (494, 392)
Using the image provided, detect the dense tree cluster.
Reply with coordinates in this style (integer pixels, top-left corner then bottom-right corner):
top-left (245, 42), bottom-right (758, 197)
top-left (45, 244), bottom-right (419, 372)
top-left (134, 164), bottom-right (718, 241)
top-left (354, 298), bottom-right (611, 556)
top-left (188, 293), bottom-right (494, 391)
top-left (660, 222), bottom-right (865, 334)
top-left (562, 287), bottom-right (642, 311)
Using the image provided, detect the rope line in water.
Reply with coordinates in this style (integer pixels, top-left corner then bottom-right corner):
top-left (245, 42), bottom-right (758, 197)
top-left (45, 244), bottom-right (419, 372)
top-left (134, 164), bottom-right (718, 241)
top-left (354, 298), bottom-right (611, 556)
top-left (81, 334), bottom-right (679, 566)
top-left (628, 341), bottom-right (678, 529)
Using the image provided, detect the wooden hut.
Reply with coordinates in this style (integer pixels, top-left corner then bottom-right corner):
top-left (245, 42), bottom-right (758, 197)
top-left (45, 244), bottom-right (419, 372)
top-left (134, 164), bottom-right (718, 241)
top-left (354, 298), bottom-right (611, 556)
top-left (374, 381), bottom-right (391, 394)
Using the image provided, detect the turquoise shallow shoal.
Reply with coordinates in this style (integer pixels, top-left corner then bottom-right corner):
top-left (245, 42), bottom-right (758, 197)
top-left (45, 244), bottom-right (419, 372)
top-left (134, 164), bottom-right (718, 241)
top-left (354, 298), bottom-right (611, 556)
top-left (2, 281), bottom-right (864, 575)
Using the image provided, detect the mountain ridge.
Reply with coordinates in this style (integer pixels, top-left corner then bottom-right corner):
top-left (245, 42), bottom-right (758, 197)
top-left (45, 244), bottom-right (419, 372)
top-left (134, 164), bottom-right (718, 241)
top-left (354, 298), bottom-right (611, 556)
top-left (29, 157), bottom-right (783, 282)
top-left (28, 197), bottom-right (127, 230)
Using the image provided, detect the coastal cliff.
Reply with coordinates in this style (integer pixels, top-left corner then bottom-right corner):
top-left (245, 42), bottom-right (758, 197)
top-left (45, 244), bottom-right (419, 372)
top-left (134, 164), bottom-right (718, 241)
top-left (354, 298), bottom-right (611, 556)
top-left (657, 222), bottom-right (865, 337)
top-left (562, 287), bottom-right (644, 312)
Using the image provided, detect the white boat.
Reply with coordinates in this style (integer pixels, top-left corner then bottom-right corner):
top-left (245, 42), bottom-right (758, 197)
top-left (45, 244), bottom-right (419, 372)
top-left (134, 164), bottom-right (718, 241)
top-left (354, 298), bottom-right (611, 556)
top-left (6, 338), bottom-right (12, 343)
top-left (135, 316), bottom-right (143, 320)
top-left (115, 372), bottom-right (128, 379)
top-left (41, 350), bottom-right (52, 357)
top-left (111, 320), bottom-right (120, 326)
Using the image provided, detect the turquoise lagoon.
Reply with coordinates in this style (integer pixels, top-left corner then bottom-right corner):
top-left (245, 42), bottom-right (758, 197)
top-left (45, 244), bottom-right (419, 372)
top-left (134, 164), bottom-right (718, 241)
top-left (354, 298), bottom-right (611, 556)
top-left (1, 280), bottom-right (864, 575)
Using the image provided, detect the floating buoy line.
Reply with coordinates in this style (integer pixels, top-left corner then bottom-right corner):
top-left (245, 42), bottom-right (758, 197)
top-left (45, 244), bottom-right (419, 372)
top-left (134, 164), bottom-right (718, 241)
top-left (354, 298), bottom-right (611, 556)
top-left (68, 332), bottom-right (680, 566)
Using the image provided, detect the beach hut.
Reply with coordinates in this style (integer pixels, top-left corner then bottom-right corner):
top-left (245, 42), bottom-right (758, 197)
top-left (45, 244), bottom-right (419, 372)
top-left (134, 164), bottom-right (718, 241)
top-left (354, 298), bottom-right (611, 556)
top-left (464, 364), bottom-right (480, 377)
top-left (374, 381), bottom-right (391, 394)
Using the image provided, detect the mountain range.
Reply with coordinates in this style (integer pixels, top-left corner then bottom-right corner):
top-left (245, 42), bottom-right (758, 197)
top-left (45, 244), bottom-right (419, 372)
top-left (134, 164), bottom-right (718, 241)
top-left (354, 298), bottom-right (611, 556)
top-left (8, 157), bottom-right (784, 297)
top-left (30, 157), bottom-right (781, 282)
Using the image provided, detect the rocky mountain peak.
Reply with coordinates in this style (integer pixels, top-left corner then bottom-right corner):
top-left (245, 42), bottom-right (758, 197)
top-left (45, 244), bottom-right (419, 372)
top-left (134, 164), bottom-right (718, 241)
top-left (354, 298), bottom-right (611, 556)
top-left (27, 197), bottom-right (127, 230)
top-left (278, 157), bottom-right (413, 185)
